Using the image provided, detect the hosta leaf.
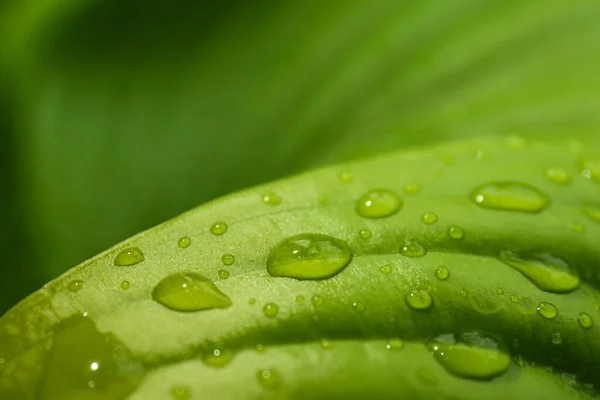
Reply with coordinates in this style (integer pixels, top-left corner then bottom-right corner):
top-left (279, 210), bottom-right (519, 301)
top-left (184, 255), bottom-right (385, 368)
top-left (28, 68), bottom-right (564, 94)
top-left (3, 136), bottom-right (600, 399)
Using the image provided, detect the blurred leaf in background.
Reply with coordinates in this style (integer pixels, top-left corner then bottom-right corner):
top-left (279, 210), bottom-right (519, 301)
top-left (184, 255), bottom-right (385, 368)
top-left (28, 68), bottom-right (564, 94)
top-left (1, 0), bottom-right (600, 314)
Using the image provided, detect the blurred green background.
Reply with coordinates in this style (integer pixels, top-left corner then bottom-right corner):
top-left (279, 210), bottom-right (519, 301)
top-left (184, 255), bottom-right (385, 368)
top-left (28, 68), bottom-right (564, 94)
top-left (1, 0), bottom-right (600, 314)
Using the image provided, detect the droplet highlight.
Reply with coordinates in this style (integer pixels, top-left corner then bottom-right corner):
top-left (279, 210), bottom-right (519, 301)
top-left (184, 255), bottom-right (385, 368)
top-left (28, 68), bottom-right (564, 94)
top-left (400, 239), bottom-right (426, 258)
top-left (471, 182), bottom-right (549, 213)
top-left (114, 247), bottom-right (144, 266)
top-left (537, 302), bottom-right (558, 319)
top-left (355, 188), bottom-right (403, 219)
top-left (405, 290), bottom-right (433, 310)
top-left (152, 272), bottom-right (232, 311)
top-left (210, 222), bottom-right (228, 236)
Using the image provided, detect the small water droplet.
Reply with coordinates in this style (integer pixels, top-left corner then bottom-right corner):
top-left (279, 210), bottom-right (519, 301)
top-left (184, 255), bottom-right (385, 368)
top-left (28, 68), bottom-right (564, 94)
top-left (379, 265), bottom-right (392, 274)
top-left (262, 191), bottom-right (282, 206)
top-left (202, 348), bottom-right (235, 368)
top-left (210, 222), bottom-right (228, 236)
top-left (572, 222), bottom-right (584, 232)
top-left (551, 332), bottom-right (562, 345)
top-left (311, 295), bottom-right (324, 307)
top-left (352, 301), bottom-right (365, 312)
top-left (385, 339), bottom-right (404, 351)
top-left (256, 368), bottom-right (281, 390)
top-left (402, 182), bottom-right (421, 195)
top-left (152, 272), bottom-right (232, 311)
top-left (114, 247), bottom-right (144, 266)
top-left (248, 298), bottom-right (256, 305)
top-left (448, 225), bottom-right (464, 240)
top-left (67, 280), bottom-right (84, 293)
top-left (471, 182), bottom-right (549, 213)
top-left (263, 303), bottom-right (279, 318)
top-left (177, 237), bottom-right (191, 248)
top-left (496, 287), bottom-right (504, 295)
top-left (537, 302), bottom-right (558, 319)
top-left (218, 270), bottom-right (230, 280)
top-left (580, 157), bottom-right (600, 183)
top-left (460, 290), bottom-right (468, 297)
top-left (221, 254), bottom-right (235, 266)
top-left (296, 295), bottom-right (305, 303)
top-left (435, 266), bottom-right (449, 280)
top-left (171, 385), bottom-right (191, 400)
top-left (320, 339), bottom-right (332, 349)
top-left (505, 135), bottom-right (527, 150)
top-left (405, 290), bottom-right (433, 310)
top-left (578, 312), bottom-right (593, 329)
top-left (498, 250), bottom-right (579, 293)
top-left (545, 168), bottom-right (571, 185)
top-left (355, 188), bottom-right (403, 219)
top-left (583, 203), bottom-right (600, 224)
top-left (510, 294), bottom-right (519, 303)
top-left (400, 239), bottom-right (426, 258)
top-left (338, 171), bottom-right (353, 183)
top-left (266, 233), bottom-right (353, 280)
top-left (428, 332), bottom-right (510, 380)
top-left (421, 212), bottom-right (438, 225)
top-left (359, 229), bottom-right (372, 239)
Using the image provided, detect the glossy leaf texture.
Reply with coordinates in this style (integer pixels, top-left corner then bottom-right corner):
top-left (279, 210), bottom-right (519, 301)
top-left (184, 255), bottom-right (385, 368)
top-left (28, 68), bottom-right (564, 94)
top-left (3, 136), bottom-right (600, 399)
top-left (2, 1), bottom-right (600, 313)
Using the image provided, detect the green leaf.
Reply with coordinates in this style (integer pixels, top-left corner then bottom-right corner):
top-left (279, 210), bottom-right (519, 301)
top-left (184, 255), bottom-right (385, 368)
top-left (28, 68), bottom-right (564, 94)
top-left (2, 136), bottom-right (600, 399)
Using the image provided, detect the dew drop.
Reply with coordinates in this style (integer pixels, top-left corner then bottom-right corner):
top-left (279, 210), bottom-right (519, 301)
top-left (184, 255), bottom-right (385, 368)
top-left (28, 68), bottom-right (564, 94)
top-left (152, 272), bottom-right (232, 311)
top-left (248, 298), bottom-right (256, 305)
top-left (295, 295), bottom-right (305, 303)
top-left (583, 203), bottom-right (600, 224)
top-left (510, 295), bottom-right (519, 303)
top-left (399, 239), bottom-right (426, 258)
top-left (266, 233), bottom-right (353, 280)
top-left (551, 332), bottom-right (562, 345)
top-left (68, 280), bottom-right (84, 293)
top-left (580, 157), bottom-right (600, 183)
top-left (210, 222), bottom-right (228, 236)
top-left (222, 254), bottom-right (235, 266)
top-left (402, 182), bottom-right (421, 195)
top-left (578, 312), bottom-right (593, 329)
top-left (320, 339), bottom-right (332, 349)
top-left (218, 270), bottom-right (230, 280)
top-left (448, 225), bottom-right (464, 240)
top-left (421, 212), bottom-right (438, 225)
top-left (201, 348), bottom-right (235, 368)
top-left (380, 265), bottom-right (392, 275)
top-left (385, 339), bottom-right (404, 351)
top-left (171, 385), bottom-right (191, 400)
top-left (405, 290), bottom-right (433, 310)
top-left (545, 168), bottom-right (571, 185)
top-left (256, 368), bottom-right (281, 390)
top-left (114, 247), bottom-right (144, 266)
top-left (460, 290), bottom-right (468, 297)
top-left (471, 182), bottom-right (549, 213)
top-left (537, 302), bottom-right (558, 319)
top-left (498, 250), bottom-right (579, 293)
top-left (352, 301), bottom-right (365, 312)
top-left (177, 237), bottom-right (191, 249)
top-left (355, 188), bottom-right (403, 219)
top-left (311, 295), bottom-right (324, 307)
top-left (359, 229), bottom-right (372, 239)
top-left (428, 332), bottom-right (510, 380)
top-left (262, 191), bottom-right (282, 206)
top-left (496, 287), bottom-right (504, 295)
top-left (435, 266), bottom-right (449, 280)
top-left (263, 303), bottom-right (279, 318)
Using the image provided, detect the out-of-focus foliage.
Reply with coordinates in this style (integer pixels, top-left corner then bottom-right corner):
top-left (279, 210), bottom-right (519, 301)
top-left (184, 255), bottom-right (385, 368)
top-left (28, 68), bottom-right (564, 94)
top-left (1, 0), bottom-right (600, 314)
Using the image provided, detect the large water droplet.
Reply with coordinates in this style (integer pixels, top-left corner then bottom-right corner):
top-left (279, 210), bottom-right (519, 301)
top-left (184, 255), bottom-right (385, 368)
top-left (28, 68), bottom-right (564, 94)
top-left (152, 272), bottom-right (232, 312)
top-left (355, 188), bottom-right (403, 219)
top-left (498, 250), bottom-right (579, 293)
top-left (68, 280), bottom-right (84, 293)
top-left (263, 303), bottom-right (279, 318)
top-left (536, 302), bottom-right (558, 319)
top-left (399, 240), bottom-right (426, 258)
top-left (405, 290), bottom-right (433, 310)
top-left (210, 222), bottom-right (228, 236)
top-left (471, 182), bottom-right (549, 213)
top-left (114, 247), bottom-right (144, 266)
top-left (435, 266), bottom-right (449, 280)
top-left (583, 203), bottom-right (600, 223)
top-left (177, 237), bottom-right (191, 249)
top-left (421, 212), bottom-right (438, 225)
top-left (428, 332), bottom-right (510, 380)
top-left (201, 348), bottom-right (235, 368)
top-left (266, 234), bottom-right (353, 280)
top-left (578, 312), bottom-right (593, 329)
top-left (257, 369), bottom-right (282, 390)
top-left (545, 168), bottom-right (571, 185)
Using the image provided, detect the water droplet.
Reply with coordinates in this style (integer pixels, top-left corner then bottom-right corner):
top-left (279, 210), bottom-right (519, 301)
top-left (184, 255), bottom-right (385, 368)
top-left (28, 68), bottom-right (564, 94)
top-left (421, 212), bottom-right (438, 225)
top-left (263, 303), bottom-right (279, 318)
top-left (537, 302), bottom-right (558, 319)
top-left (248, 298), bottom-right (256, 305)
top-left (580, 157), bottom-right (600, 183)
top-left (171, 385), bottom-right (191, 400)
top-left (551, 332), bottom-right (562, 345)
top-left (578, 312), bottom-right (593, 329)
top-left (572, 222), bottom-right (584, 232)
top-left (415, 367), bottom-right (437, 386)
top-left (496, 287), bottom-right (504, 295)
top-left (460, 290), bottom-right (468, 297)
top-left (68, 280), bottom-right (84, 293)
top-left (505, 135), bottom-right (527, 150)
top-left (177, 237), bottom-right (191, 248)
top-left (402, 182), bottom-right (421, 195)
top-left (256, 368), bottom-right (281, 390)
top-left (510, 295), bottom-right (519, 303)
top-left (311, 295), bottom-right (324, 307)
top-left (405, 290), bottom-right (433, 310)
top-left (338, 171), bottom-right (353, 183)
top-left (545, 168), bottom-right (571, 185)
top-left (201, 348), bottom-right (235, 368)
top-left (262, 191), bottom-right (282, 206)
top-left (471, 182), bottom-right (549, 213)
top-left (152, 272), bottom-right (232, 311)
top-left (114, 247), bottom-right (144, 266)
top-left (379, 265), bottom-right (392, 274)
top-left (320, 339), bottom-right (332, 349)
top-left (352, 301), bottom-right (365, 312)
top-left (435, 266), bottom-right (449, 280)
top-left (355, 188), bottom-right (403, 219)
top-left (218, 270), bottom-right (230, 280)
top-left (295, 295), bottom-right (305, 303)
top-left (385, 339), bottom-right (404, 351)
top-left (583, 203), bottom-right (600, 224)
top-left (266, 233), bottom-right (353, 280)
top-left (120, 280), bottom-right (130, 290)
top-left (448, 225), bottom-right (464, 240)
top-left (359, 229), bottom-right (372, 239)
top-left (221, 254), bottom-right (235, 266)
top-left (210, 222), bottom-right (228, 236)
top-left (428, 332), bottom-right (510, 380)
top-left (498, 250), bottom-right (579, 293)
top-left (399, 239), bottom-right (426, 258)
